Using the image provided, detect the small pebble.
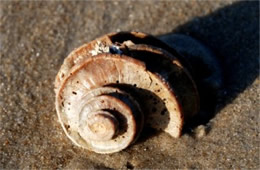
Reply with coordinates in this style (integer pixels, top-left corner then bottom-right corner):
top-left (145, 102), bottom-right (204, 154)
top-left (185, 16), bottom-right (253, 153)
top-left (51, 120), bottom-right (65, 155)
top-left (194, 125), bottom-right (206, 138)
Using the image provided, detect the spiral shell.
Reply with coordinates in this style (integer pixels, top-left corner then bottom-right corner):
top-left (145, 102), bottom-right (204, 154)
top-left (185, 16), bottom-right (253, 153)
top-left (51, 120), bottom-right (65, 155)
top-left (55, 32), bottom-right (199, 154)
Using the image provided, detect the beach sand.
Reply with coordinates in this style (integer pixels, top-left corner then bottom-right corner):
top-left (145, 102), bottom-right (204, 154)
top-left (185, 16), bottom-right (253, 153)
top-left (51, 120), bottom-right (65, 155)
top-left (0, 1), bottom-right (259, 169)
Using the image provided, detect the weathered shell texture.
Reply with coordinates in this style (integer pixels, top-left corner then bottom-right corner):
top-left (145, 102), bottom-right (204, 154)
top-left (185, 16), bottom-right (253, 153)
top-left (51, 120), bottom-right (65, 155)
top-left (55, 32), bottom-right (199, 154)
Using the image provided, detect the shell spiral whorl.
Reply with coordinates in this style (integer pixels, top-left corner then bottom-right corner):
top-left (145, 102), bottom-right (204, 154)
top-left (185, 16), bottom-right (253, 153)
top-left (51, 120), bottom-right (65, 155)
top-left (55, 32), bottom-right (199, 154)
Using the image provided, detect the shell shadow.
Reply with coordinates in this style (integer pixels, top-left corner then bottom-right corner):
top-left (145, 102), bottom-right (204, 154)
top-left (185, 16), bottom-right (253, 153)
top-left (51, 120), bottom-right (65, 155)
top-left (158, 1), bottom-right (259, 134)
top-left (108, 84), bottom-right (170, 143)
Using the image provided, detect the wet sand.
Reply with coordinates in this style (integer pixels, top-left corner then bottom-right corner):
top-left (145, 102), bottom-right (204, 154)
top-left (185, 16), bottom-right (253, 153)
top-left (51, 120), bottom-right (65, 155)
top-left (0, 1), bottom-right (259, 169)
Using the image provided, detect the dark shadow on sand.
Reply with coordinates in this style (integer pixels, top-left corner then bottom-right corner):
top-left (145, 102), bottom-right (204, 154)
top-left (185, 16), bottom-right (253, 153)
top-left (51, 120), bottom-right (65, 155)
top-left (158, 1), bottom-right (259, 134)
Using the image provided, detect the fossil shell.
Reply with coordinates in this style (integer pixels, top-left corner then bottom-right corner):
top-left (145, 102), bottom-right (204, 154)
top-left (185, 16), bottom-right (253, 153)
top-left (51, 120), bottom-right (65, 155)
top-left (55, 32), bottom-right (199, 154)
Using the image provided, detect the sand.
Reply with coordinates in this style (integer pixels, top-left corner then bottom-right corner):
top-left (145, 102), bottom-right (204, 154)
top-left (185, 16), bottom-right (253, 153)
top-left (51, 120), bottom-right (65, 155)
top-left (0, 1), bottom-right (259, 169)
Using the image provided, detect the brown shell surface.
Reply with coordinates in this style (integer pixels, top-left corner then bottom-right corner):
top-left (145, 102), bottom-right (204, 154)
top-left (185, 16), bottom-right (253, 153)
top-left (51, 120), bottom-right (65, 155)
top-left (55, 32), bottom-right (199, 153)
top-left (57, 86), bottom-right (144, 154)
top-left (56, 54), bottom-right (183, 137)
top-left (54, 31), bottom-right (192, 90)
top-left (120, 44), bottom-right (199, 119)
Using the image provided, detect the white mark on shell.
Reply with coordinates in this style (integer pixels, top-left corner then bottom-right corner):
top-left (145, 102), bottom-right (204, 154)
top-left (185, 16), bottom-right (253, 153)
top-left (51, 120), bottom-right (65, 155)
top-left (74, 55), bottom-right (84, 64)
top-left (89, 41), bottom-right (110, 56)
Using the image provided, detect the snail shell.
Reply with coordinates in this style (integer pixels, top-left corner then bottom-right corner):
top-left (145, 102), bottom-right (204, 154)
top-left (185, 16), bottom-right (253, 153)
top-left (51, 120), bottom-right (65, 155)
top-left (55, 32), bottom-right (199, 154)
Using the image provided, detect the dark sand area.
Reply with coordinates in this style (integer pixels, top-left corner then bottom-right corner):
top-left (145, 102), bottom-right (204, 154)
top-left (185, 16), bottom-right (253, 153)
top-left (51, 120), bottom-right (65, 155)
top-left (0, 0), bottom-right (259, 169)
